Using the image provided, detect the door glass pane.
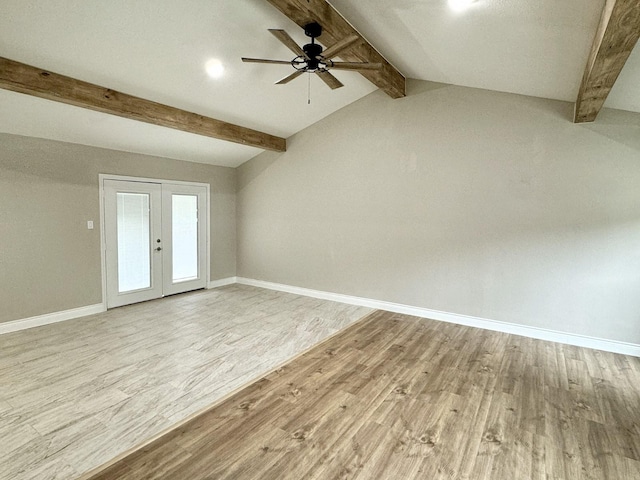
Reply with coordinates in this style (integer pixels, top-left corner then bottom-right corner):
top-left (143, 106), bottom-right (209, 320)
top-left (116, 192), bottom-right (151, 292)
top-left (172, 194), bottom-right (198, 282)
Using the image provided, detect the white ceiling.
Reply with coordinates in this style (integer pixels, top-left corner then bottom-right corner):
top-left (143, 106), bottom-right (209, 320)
top-left (1, 0), bottom-right (638, 167)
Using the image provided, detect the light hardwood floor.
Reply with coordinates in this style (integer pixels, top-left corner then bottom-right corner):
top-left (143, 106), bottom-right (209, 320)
top-left (0, 285), bottom-right (371, 480)
top-left (84, 310), bottom-right (640, 480)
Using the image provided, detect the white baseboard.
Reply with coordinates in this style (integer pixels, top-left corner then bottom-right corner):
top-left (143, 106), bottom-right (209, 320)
top-left (236, 277), bottom-right (640, 357)
top-left (0, 304), bottom-right (106, 335)
top-left (207, 277), bottom-right (238, 289)
top-left (4, 278), bottom-right (638, 357)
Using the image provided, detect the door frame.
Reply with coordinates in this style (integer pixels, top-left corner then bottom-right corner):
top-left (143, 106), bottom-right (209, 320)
top-left (99, 174), bottom-right (210, 309)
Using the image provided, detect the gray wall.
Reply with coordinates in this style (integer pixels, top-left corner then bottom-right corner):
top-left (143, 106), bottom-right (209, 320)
top-left (237, 80), bottom-right (640, 344)
top-left (0, 134), bottom-right (236, 324)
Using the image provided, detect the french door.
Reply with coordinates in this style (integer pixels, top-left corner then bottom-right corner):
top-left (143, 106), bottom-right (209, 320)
top-left (103, 179), bottom-right (208, 308)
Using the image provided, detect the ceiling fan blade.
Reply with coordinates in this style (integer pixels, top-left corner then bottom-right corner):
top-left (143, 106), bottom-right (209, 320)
top-left (242, 58), bottom-right (292, 65)
top-left (316, 70), bottom-right (344, 90)
top-left (268, 29), bottom-right (307, 58)
top-left (321, 35), bottom-right (360, 60)
top-left (276, 70), bottom-right (305, 85)
top-left (329, 62), bottom-right (382, 71)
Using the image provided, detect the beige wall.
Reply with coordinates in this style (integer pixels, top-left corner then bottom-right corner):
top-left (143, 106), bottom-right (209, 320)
top-left (3, 81), bottom-right (640, 343)
top-left (0, 133), bottom-right (236, 324)
top-left (237, 80), bottom-right (640, 344)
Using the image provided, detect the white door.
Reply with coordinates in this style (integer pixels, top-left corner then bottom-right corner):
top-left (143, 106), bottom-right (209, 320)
top-left (162, 183), bottom-right (208, 296)
top-left (104, 180), bottom-right (163, 308)
top-left (104, 179), bottom-right (208, 308)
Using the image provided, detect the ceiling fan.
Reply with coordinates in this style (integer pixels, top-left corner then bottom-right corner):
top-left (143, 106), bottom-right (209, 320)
top-left (242, 22), bottom-right (382, 90)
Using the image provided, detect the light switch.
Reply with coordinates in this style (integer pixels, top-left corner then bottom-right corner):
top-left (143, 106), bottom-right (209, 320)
top-left (87, 220), bottom-right (94, 230)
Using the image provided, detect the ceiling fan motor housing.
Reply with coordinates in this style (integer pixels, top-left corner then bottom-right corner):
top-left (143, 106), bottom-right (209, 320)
top-left (303, 42), bottom-right (323, 59)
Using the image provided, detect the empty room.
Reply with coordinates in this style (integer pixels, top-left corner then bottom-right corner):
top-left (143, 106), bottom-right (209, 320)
top-left (1, 0), bottom-right (640, 479)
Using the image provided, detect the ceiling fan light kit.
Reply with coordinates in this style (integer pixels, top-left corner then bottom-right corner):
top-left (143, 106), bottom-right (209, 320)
top-left (242, 22), bottom-right (381, 90)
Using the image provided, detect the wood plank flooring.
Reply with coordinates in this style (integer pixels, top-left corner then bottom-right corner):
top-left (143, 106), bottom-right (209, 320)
top-left (0, 285), bottom-right (371, 480)
top-left (84, 310), bottom-right (640, 480)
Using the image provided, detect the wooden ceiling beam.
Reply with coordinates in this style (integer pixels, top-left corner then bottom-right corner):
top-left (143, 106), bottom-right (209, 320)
top-left (265, 0), bottom-right (406, 99)
top-left (574, 0), bottom-right (640, 123)
top-left (0, 57), bottom-right (286, 152)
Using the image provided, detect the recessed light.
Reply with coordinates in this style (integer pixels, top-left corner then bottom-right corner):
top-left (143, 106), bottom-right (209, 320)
top-left (448, 0), bottom-right (477, 12)
top-left (205, 59), bottom-right (224, 78)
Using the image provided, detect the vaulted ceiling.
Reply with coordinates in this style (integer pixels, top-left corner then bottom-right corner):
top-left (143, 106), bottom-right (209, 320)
top-left (1, 0), bottom-right (638, 167)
